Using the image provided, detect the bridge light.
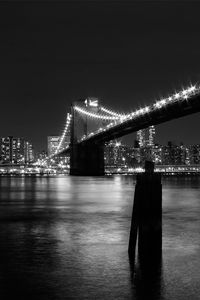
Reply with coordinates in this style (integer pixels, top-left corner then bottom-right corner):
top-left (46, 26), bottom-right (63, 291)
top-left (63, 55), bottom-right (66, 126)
top-left (139, 108), bottom-right (143, 114)
top-left (154, 102), bottom-right (161, 108)
top-left (101, 106), bottom-right (124, 118)
top-left (174, 93), bottom-right (180, 99)
top-left (74, 106), bottom-right (119, 120)
top-left (58, 82), bottom-right (200, 148)
top-left (141, 108), bottom-right (145, 113)
top-left (160, 99), bottom-right (166, 105)
top-left (55, 112), bottom-right (72, 155)
top-left (189, 85), bottom-right (196, 92)
top-left (182, 89), bottom-right (188, 95)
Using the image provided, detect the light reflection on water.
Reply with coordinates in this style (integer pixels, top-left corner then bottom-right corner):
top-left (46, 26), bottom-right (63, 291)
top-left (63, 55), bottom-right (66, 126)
top-left (0, 175), bottom-right (200, 299)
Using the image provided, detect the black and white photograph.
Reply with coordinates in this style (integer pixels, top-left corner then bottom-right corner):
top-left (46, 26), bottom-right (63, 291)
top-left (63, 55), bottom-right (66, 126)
top-left (0, 0), bottom-right (200, 299)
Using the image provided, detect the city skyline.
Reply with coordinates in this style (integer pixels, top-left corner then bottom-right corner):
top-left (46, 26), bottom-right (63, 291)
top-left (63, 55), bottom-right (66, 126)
top-left (0, 1), bottom-right (200, 150)
top-left (2, 130), bottom-right (200, 168)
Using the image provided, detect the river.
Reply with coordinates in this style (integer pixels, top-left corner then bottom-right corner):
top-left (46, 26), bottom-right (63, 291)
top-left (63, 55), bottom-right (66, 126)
top-left (0, 175), bottom-right (200, 299)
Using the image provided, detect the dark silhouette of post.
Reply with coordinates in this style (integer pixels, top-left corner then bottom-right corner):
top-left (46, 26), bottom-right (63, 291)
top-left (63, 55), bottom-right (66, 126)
top-left (128, 161), bottom-right (162, 265)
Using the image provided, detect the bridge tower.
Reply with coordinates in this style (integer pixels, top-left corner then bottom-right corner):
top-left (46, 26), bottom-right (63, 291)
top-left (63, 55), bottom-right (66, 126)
top-left (70, 98), bottom-right (105, 176)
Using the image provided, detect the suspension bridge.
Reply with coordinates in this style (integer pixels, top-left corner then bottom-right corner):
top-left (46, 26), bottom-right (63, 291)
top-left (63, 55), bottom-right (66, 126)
top-left (52, 84), bottom-right (200, 175)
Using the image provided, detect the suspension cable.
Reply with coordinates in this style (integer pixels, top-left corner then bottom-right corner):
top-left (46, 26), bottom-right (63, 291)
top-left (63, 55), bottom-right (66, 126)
top-left (74, 106), bottom-right (123, 120)
top-left (55, 113), bottom-right (72, 154)
top-left (100, 106), bottom-right (125, 118)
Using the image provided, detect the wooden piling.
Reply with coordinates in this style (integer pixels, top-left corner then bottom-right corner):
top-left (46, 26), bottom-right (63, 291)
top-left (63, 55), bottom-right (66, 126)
top-left (128, 161), bottom-right (162, 264)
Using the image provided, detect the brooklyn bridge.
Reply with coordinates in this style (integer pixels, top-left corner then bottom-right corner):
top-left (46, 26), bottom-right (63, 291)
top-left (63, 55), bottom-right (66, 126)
top-left (52, 84), bottom-right (200, 175)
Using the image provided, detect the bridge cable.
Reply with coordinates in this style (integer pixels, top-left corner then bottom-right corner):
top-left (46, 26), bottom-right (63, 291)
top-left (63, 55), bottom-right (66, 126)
top-left (55, 113), bottom-right (72, 155)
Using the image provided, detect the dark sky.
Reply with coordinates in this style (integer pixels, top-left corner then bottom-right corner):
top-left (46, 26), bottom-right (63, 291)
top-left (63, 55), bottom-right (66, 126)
top-left (1, 0), bottom-right (200, 151)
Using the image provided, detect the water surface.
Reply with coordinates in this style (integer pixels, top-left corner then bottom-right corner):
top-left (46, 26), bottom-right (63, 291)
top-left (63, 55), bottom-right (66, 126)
top-left (0, 175), bottom-right (200, 299)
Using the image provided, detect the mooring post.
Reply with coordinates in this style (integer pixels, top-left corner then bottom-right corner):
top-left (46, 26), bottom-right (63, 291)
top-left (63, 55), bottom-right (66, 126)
top-left (128, 161), bottom-right (162, 264)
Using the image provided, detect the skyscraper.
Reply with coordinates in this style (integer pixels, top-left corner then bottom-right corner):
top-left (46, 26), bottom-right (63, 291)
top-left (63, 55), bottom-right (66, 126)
top-left (148, 125), bottom-right (156, 147)
top-left (135, 126), bottom-right (156, 164)
top-left (136, 126), bottom-right (156, 148)
top-left (0, 136), bottom-right (13, 163)
top-left (47, 136), bottom-right (60, 156)
top-left (136, 130), bottom-right (146, 147)
top-left (24, 141), bottom-right (34, 163)
top-left (0, 136), bottom-right (34, 164)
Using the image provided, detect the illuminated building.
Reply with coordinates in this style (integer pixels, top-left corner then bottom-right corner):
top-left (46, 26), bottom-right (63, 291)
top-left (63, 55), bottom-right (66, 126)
top-left (148, 125), bottom-right (155, 147)
top-left (136, 126), bottom-right (156, 149)
top-left (160, 142), bottom-right (188, 165)
top-left (137, 130), bottom-right (146, 148)
top-left (47, 136), bottom-right (61, 156)
top-left (12, 137), bottom-right (25, 163)
top-left (104, 141), bottom-right (139, 170)
top-left (24, 141), bottom-right (34, 163)
top-left (135, 126), bottom-right (156, 164)
top-left (0, 136), bottom-right (13, 163)
top-left (188, 145), bottom-right (200, 164)
top-left (104, 141), bottom-right (129, 168)
top-left (0, 136), bottom-right (34, 164)
top-left (37, 150), bottom-right (47, 160)
top-left (47, 133), bottom-right (70, 167)
top-left (152, 144), bottom-right (162, 164)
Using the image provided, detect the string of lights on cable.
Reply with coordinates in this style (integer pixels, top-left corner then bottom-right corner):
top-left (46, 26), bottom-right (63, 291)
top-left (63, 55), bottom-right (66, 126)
top-left (55, 113), bottom-right (72, 154)
top-left (77, 84), bottom-right (198, 142)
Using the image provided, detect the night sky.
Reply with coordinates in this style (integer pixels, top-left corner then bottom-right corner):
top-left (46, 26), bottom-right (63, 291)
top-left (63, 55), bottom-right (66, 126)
top-left (1, 1), bottom-right (200, 152)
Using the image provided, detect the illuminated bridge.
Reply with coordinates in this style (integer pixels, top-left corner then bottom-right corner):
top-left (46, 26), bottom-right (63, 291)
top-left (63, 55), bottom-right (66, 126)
top-left (53, 84), bottom-right (200, 175)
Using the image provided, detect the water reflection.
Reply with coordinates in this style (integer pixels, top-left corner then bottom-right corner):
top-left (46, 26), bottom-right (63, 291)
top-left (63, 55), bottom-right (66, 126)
top-left (129, 255), bottom-right (163, 300)
top-left (0, 176), bottom-right (200, 299)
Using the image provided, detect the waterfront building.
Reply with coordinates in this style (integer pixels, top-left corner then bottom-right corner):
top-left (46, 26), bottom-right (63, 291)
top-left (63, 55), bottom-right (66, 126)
top-left (104, 139), bottom-right (200, 170)
top-left (35, 150), bottom-right (48, 161)
top-left (0, 136), bottom-right (34, 164)
top-left (188, 144), bottom-right (200, 165)
top-left (47, 136), bottom-right (60, 156)
top-left (135, 126), bottom-right (156, 164)
top-left (24, 141), bottom-right (34, 163)
top-left (0, 136), bottom-right (12, 163)
top-left (12, 137), bottom-right (25, 164)
top-left (161, 142), bottom-right (188, 165)
top-left (104, 141), bottom-right (133, 169)
top-left (105, 141), bottom-right (123, 167)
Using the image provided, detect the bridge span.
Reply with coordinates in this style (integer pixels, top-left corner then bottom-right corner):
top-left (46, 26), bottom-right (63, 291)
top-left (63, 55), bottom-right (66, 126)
top-left (55, 84), bottom-right (200, 175)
